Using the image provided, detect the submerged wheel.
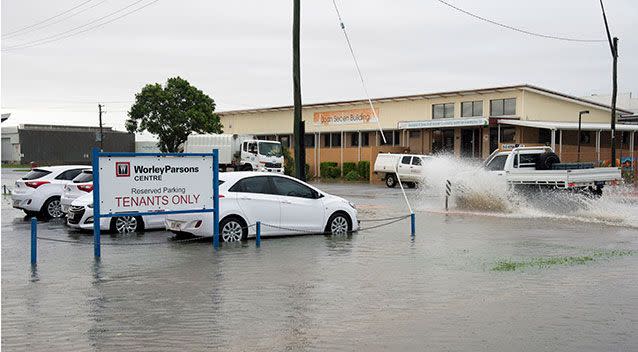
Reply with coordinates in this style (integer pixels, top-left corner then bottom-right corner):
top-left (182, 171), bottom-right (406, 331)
top-left (111, 216), bottom-right (144, 233)
top-left (325, 212), bottom-right (352, 236)
top-left (385, 174), bottom-right (397, 188)
top-left (41, 197), bottom-right (64, 219)
top-left (219, 216), bottom-right (248, 242)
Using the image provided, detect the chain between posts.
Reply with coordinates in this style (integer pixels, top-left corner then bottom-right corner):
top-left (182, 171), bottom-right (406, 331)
top-left (32, 215), bottom-right (412, 247)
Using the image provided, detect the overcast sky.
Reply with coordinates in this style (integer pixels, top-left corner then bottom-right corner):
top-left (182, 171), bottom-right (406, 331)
top-left (1, 0), bottom-right (636, 135)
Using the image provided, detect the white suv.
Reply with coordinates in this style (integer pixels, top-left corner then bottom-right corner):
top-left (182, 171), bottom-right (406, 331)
top-left (165, 172), bottom-right (359, 242)
top-left (12, 166), bottom-right (91, 219)
top-left (61, 170), bottom-right (93, 214)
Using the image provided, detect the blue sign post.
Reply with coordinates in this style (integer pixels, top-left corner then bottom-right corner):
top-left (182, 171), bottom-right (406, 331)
top-left (91, 147), bottom-right (220, 258)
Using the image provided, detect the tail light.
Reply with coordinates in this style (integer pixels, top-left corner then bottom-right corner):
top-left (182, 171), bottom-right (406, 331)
top-left (218, 194), bottom-right (225, 198)
top-left (77, 184), bottom-right (94, 192)
top-left (567, 182), bottom-right (576, 188)
top-left (25, 181), bottom-right (49, 188)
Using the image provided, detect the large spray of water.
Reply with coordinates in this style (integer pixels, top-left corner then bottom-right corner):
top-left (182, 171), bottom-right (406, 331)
top-left (414, 155), bottom-right (638, 228)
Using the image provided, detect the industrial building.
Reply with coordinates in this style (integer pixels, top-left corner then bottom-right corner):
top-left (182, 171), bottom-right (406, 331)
top-left (219, 84), bottom-right (637, 177)
top-left (1, 124), bottom-right (134, 165)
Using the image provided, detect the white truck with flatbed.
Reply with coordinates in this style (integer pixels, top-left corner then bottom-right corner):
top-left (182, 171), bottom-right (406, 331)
top-left (184, 134), bottom-right (284, 173)
top-left (483, 146), bottom-right (621, 195)
top-left (373, 153), bottom-right (433, 188)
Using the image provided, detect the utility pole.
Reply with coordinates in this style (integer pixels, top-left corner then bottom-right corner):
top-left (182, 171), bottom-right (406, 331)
top-left (293, 0), bottom-right (306, 181)
top-left (599, 0), bottom-right (618, 167)
top-left (98, 104), bottom-right (104, 150)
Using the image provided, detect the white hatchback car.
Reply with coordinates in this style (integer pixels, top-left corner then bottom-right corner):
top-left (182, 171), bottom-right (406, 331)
top-left (12, 165), bottom-right (91, 219)
top-left (61, 170), bottom-right (93, 214)
top-left (66, 192), bottom-right (167, 233)
top-left (165, 172), bottom-right (359, 242)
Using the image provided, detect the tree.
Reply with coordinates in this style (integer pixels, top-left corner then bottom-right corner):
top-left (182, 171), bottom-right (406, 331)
top-left (126, 77), bottom-right (222, 152)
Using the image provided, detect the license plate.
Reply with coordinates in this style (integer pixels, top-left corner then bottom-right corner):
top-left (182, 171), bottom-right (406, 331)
top-left (167, 222), bottom-right (181, 231)
top-left (594, 181), bottom-right (605, 186)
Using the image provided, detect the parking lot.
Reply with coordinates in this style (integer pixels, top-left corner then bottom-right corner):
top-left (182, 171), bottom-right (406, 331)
top-left (2, 168), bottom-right (638, 351)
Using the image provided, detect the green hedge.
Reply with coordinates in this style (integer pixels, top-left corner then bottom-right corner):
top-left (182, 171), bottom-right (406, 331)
top-left (320, 162), bottom-right (340, 178)
top-left (343, 162), bottom-right (357, 176)
top-left (357, 160), bottom-right (370, 180)
top-left (344, 170), bottom-right (362, 181)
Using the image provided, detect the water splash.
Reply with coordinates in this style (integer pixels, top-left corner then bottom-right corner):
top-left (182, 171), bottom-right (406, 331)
top-left (414, 154), bottom-right (638, 228)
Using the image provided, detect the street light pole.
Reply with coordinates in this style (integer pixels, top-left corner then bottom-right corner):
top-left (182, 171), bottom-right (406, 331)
top-left (577, 110), bottom-right (589, 162)
top-left (599, 0), bottom-right (618, 167)
top-left (292, 0), bottom-right (306, 181)
top-left (98, 104), bottom-right (104, 151)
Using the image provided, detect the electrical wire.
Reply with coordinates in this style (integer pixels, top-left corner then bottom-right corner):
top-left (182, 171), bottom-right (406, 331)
top-left (2, 0), bottom-right (109, 40)
top-left (2, 0), bottom-right (94, 38)
top-left (2, 0), bottom-right (161, 51)
top-left (436, 0), bottom-right (606, 43)
top-left (330, 0), bottom-right (387, 144)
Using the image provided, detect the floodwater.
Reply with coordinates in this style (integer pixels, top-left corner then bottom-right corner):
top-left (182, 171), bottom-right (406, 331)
top-left (2, 168), bottom-right (638, 351)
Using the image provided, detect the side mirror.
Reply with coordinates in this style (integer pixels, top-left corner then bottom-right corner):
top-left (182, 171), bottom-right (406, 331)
top-left (313, 190), bottom-right (323, 199)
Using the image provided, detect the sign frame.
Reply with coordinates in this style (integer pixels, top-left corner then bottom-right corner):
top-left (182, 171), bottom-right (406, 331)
top-left (91, 148), bottom-right (221, 257)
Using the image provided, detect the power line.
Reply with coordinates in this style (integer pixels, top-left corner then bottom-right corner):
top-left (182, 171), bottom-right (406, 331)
top-left (2, 0), bottom-right (109, 40)
top-left (2, 0), bottom-right (160, 51)
top-left (436, 0), bottom-right (606, 43)
top-left (2, 0), bottom-right (94, 38)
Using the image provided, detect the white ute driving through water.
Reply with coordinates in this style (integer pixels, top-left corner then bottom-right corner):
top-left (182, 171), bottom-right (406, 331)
top-left (483, 146), bottom-right (621, 195)
top-left (374, 154), bottom-right (433, 188)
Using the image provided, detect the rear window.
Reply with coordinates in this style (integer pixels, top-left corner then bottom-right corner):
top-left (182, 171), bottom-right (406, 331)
top-left (22, 169), bottom-right (51, 180)
top-left (73, 171), bottom-right (93, 183)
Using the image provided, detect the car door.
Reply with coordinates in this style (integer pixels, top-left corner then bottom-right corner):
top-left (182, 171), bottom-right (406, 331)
top-left (397, 155), bottom-right (412, 178)
top-left (229, 176), bottom-right (281, 234)
top-left (410, 156), bottom-right (423, 176)
top-left (270, 176), bottom-right (325, 234)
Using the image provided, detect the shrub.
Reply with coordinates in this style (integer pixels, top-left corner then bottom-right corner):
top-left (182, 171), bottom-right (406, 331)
top-left (320, 162), bottom-right (340, 178)
top-left (343, 162), bottom-right (357, 176)
top-left (344, 170), bottom-right (362, 181)
top-left (357, 160), bottom-right (370, 180)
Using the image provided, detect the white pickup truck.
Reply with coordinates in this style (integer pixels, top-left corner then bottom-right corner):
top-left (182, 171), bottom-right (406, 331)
top-left (374, 153), bottom-right (433, 188)
top-left (483, 146), bottom-right (621, 195)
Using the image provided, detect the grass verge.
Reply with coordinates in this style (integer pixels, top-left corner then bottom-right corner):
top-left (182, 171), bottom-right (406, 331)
top-left (492, 249), bottom-right (634, 272)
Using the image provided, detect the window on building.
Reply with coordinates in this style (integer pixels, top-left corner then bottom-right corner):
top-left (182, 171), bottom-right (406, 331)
top-left (433, 103), bottom-right (455, 119)
top-left (461, 101), bottom-right (483, 117)
top-left (501, 126), bottom-right (516, 142)
top-left (331, 132), bottom-right (341, 147)
top-left (304, 134), bottom-right (315, 148)
top-left (380, 130), bottom-right (401, 146)
top-left (409, 130), bottom-right (421, 139)
top-left (580, 131), bottom-right (591, 144)
top-left (278, 135), bottom-right (291, 148)
top-left (349, 132), bottom-right (359, 147)
top-left (490, 98), bottom-right (516, 116)
top-left (361, 132), bottom-right (370, 147)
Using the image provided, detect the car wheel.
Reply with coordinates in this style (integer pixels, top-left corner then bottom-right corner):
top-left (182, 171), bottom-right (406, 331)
top-left (407, 182), bottom-right (417, 189)
top-left (242, 164), bottom-right (253, 171)
top-left (219, 216), bottom-right (248, 242)
top-left (110, 216), bottom-right (144, 234)
top-left (385, 174), bottom-right (397, 188)
top-left (326, 212), bottom-right (351, 236)
top-left (41, 197), bottom-right (64, 219)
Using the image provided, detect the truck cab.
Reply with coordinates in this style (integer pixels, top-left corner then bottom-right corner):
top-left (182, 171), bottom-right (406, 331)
top-left (240, 140), bottom-right (284, 173)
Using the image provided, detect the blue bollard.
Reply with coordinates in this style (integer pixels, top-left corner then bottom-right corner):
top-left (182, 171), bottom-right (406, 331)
top-left (410, 212), bottom-right (415, 237)
top-left (256, 221), bottom-right (261, 247)
top-left (31, 217), bottom-right (37, 265)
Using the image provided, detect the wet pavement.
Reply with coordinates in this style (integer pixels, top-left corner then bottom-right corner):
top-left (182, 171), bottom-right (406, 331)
top-left (2, 169), bottom-right (637, 351)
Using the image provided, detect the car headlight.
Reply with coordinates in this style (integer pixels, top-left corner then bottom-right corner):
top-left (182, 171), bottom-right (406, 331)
top-left (87, 203), bottom-right (93, 209)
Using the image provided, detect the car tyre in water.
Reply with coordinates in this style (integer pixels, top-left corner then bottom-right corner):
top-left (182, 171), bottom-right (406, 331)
top-left (325, 212), bottom-right (351, 236)
top-left (385, 174), bottom-right (397, 188)
top-left (110, 216), bottom-right (144, 234)
top-left (41, 196), bottom-right (64, 220)
top-left (219, 216), bottom-right (248, 242)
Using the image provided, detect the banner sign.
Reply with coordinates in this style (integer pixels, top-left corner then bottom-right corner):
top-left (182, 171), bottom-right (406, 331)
top-left (98, 156), bottom-right (214, 213)
top-left (397, 117), bottom-right (488, 129)
top-left (313, 108), bottom-right (379, 126)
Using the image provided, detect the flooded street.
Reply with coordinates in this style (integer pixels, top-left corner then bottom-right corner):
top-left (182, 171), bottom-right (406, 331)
top-left (2, 170), bottom-right (637, 351)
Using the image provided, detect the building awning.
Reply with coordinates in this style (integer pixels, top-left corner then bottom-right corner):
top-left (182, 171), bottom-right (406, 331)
top-left (498, 119), bottom-right (638, 132)
top-left (397, 117), bottom-right (488, 129)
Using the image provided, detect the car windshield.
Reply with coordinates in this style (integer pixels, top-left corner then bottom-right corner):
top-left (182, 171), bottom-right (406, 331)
top-left (485, 155), bottom-right (508, 171)
top-left (73, 171), bottom-right (93, 183)
top-left (22, 169), bottom-right (51, 180)
top-left (258, 142), bottom-right (282, 157)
